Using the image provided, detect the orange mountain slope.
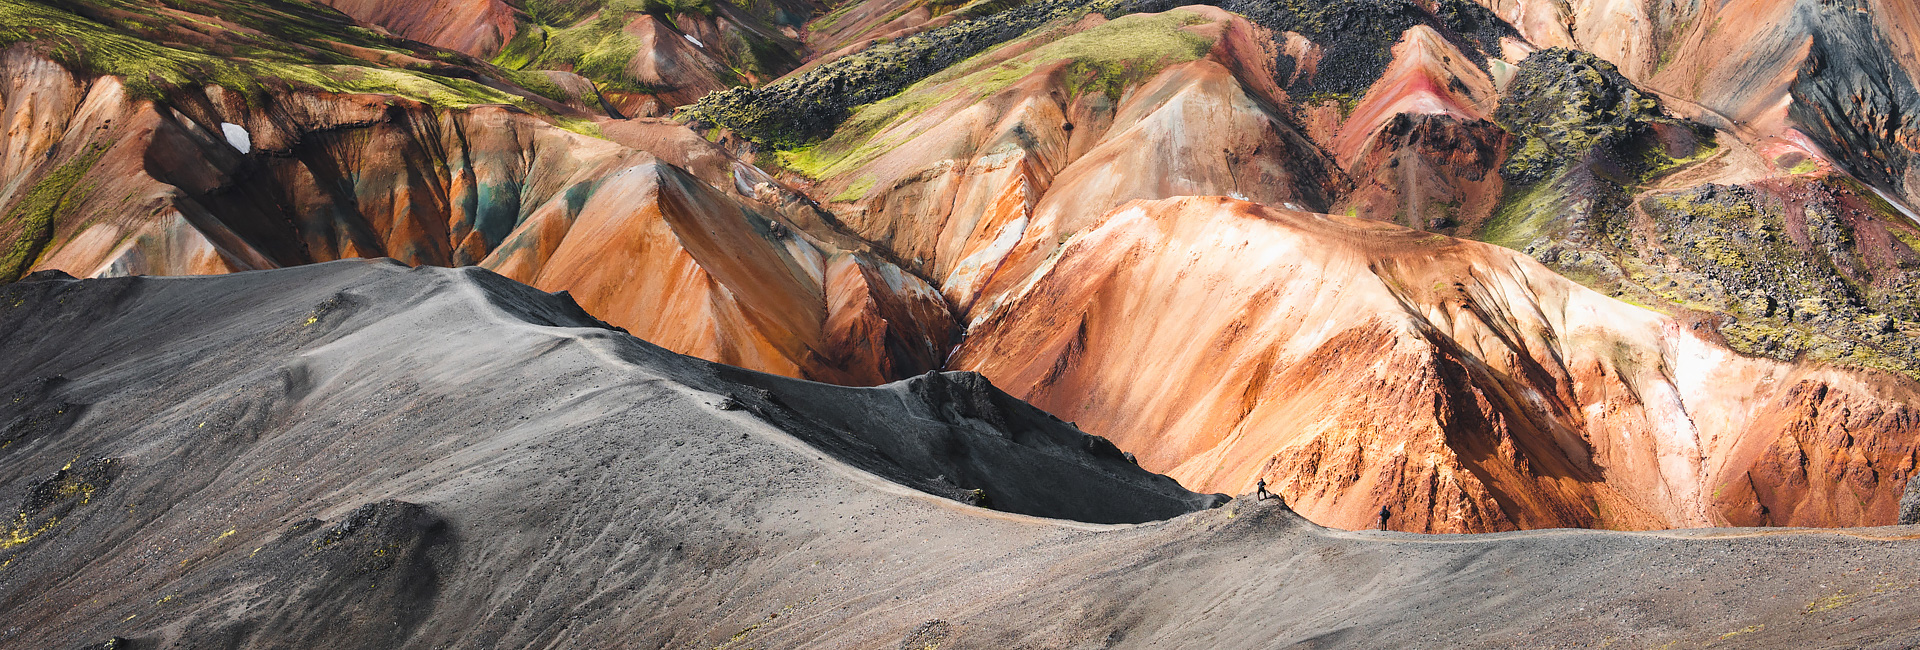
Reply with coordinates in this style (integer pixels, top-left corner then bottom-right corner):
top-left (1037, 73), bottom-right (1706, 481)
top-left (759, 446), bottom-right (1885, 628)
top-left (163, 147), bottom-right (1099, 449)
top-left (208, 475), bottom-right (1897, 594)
top-left (952, 196), bottom-right (1919, 532)
top-left (0, 43), bottom-right (952, 385)
top-left (724, 0), bottom-right (1920, 531)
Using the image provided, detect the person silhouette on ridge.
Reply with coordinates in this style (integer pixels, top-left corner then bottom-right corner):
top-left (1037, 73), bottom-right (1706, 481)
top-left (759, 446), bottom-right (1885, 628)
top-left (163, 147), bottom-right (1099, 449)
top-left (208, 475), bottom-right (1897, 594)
top-left (1256, 477), bottom-right (1275, 501)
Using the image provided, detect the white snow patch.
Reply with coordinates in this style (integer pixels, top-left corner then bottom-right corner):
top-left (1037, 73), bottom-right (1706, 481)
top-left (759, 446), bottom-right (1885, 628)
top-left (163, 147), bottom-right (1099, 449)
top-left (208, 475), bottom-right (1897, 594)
top-left (731, 161), bottom-right (777, 196)
top-left (220, 122), bottom-right (251, 153)
top-left (1869, 185), bottom-right (1920, 226)
top-left (684, 35), bottom-right (703, 47)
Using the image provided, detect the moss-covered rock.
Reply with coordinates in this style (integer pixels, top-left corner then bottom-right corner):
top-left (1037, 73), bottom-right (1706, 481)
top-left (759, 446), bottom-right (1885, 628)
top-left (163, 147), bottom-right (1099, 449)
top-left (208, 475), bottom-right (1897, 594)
top-left (1641, 183), bottom-right (1920, 377)
top-left (1492, 47), bottom-right (1687, 186)
top-left (1216, 0), bottom-right (1510, 97)
top-left (0, 143), bottom-right (106, 283)
top-left (501, 0), bottom-right (806, 96)
top-left (1477, 46), bottom-right (1713, 280)
top-left (1476, 47), bottom-right (1920, 379)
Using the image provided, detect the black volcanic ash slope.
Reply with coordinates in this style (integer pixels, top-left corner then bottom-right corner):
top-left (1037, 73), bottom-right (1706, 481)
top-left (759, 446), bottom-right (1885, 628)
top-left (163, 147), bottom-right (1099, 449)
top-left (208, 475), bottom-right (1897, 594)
top-left (3, 261), bottom-right (1920, 649)
top-left (0, 261), bottom-right (1220, 526)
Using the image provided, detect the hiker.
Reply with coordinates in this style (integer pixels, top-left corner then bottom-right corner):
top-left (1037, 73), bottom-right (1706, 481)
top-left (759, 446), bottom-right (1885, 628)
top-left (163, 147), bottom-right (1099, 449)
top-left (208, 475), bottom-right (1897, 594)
top-left (1255, 477), bottom-right (1275, 501)
top-left (1377, 506), bottom-right (1390, 531)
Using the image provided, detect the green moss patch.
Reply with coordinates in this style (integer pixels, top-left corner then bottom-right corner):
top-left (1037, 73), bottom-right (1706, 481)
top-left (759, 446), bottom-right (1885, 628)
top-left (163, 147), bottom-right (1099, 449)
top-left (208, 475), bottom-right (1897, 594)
top-left (0, 0), bottom-right (550, 110)
top-left (776, 10), bottom-right (1211, 180)
top-left (1643, 184), bottom-right (1920, 378)
top-left (0, 143), bottom-right (108, 283)
top-left (527, 10), bottom-right (662, 93)
top-left (830, 174), bottom-right (879, 202)
top-left (687, 0), bottom-right (1149, 145)
top-left (506, 0), bottom-right (801, 95)
top-left (960, 10), bottom-right (1211, 101)
top-left (1478, 175), bottom-right (1569, 252)
top-left (1492, 48), bottom-right (1690, 186)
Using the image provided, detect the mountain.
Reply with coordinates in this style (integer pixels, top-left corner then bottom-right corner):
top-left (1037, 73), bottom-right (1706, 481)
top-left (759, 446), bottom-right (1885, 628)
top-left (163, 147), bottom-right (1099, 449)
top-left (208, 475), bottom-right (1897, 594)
top-left (316, 0), bottom-right (812, 115)
top-left (950, 195), bottom-right (1920, 532)
top-left (0, 0), bottom-right (956, 385)
top-left (3, 263), bottom-right (1920, 648)
top-left (686, 0), bottom-right (1920, 531)
top-left (1, 0), bottom-right (1918, 536)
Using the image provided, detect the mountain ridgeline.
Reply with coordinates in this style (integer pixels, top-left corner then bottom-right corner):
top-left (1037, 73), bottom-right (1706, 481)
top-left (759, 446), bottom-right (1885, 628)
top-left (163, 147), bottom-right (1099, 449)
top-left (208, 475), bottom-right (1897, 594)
top-left (686, 0), bottom-right (1518, 143)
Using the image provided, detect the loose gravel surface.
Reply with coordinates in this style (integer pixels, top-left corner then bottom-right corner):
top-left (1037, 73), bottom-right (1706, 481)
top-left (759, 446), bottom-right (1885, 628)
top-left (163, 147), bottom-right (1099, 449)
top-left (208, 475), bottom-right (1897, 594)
top-left (1, 260), bottom-right (1916, 649)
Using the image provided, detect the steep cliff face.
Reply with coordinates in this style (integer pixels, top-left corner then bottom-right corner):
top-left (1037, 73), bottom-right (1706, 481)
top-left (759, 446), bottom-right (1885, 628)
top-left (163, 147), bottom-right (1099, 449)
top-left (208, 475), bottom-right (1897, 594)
top-left (951, 196), bottom-right (1920, 532)
top-left (1330, 25), bottom-right (1509, 232)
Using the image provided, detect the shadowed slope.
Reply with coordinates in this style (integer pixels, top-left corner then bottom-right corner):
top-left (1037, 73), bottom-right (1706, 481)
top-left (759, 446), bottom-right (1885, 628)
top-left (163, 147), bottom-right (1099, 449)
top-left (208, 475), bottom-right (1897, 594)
top-left (0, 260), bottom-right (1210, 526)
top-left (951, 196), bottom-right (1920, 532)
top-left (1, 262), bottom-right (1919, 648)
top-left (789, 7), bottom-right (1344, 313)
top-left (315, 0), bottom-right (522, 58)
top-left (0, 48), bottom-right (954, 386)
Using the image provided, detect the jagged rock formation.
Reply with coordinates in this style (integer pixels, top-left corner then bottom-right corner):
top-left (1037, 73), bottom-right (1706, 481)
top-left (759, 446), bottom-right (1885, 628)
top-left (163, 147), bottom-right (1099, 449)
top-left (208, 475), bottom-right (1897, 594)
top-left (1330, 24), bottom-right (1509, 232)
top-left (1484, 46), bottom-right (1920, 382)
top-left (2, 264), bottom-right (1919, 648)
top-left (1636, 181), bottom-right (1920, 377)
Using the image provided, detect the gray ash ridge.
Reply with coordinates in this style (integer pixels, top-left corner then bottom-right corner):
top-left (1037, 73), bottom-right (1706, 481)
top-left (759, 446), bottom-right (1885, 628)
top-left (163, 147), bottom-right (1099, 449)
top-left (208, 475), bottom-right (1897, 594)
top-left (3, 260), bottom-right (1920, 648)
